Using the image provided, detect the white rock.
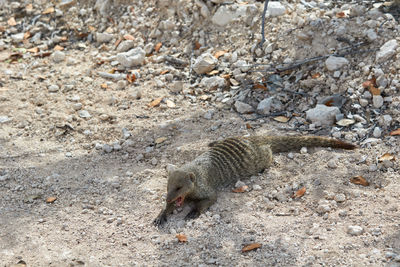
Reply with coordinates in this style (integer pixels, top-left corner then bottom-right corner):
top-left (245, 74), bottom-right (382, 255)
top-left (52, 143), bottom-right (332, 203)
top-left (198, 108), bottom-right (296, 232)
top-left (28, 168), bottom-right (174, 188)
top-left (234, 101), bottom-right (254, 114)
top-left (200, 76), bottom-right (226, 90)
top-left (327, 160), bottom-right (337, 169)
top-left (347, 225), bottom-right (364, 236)
top-left (48, 84), bottom-right (60, 92)
top-left (117, 40), bottom-right (135, 52)
top-left (317, 204), bottom-right (331, 214)
top-left (325, 56), bottom-right (349, 71)
top-left (116, 47), bottom-right (146, 68)
top-left (212, 6), bottom-right (236, 26)
top-left (376, 39), bottom-right (398, 63)
top-left (0, 116), bottom-right (11, 123)
top-left (257, 97), bottom-right (273, 115)
top-left (253, 185), bottom-right (262, 190)
top-left (300, 147), bottom-right (308, 154)
top-left (306, 104), bottom-right (341, 126)
top-left (267, 2), bottom-right (286, 17)
top-left (78, 110), bottom-right (91, 118)
top-left (372, 95), bottom-right (383, 108)
top-left (365, 29), bottom-right (377, 42)
top-left (103, 144), bottom-right (113, 153)
top-left (334, 193), bottom-right (346, 203)
top-left (96, 32), bottom-right (114, 43)
top-left (359, 98), bottom-right (368, 107)
top-left (11, 33), bottom-right (24, 42)
top-left (193, 53), bottom-right (217, 74)
top-left (373, 127), bottom-right (382, 138)
top-left (52, 51), bottom-right (66, 63)
top-left (376, 75), bottom-right (388, 88)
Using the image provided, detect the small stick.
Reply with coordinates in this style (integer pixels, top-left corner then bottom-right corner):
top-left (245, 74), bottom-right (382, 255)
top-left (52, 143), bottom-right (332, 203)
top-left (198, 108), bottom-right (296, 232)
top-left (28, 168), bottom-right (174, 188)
top-left (259, 0), bottom-right (270, 47)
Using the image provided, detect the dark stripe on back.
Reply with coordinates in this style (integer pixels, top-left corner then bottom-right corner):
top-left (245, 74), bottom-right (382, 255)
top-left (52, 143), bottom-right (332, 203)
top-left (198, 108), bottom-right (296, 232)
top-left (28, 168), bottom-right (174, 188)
top-left (212, 146), bottom-right (240, 177)
top-left (218, 140), bottom-right (247, 174)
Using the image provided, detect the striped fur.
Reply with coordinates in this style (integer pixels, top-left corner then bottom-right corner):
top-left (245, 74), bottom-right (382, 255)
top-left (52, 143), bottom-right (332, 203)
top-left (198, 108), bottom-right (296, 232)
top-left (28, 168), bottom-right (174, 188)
top-left (154, 135), bottom-right (356, 226)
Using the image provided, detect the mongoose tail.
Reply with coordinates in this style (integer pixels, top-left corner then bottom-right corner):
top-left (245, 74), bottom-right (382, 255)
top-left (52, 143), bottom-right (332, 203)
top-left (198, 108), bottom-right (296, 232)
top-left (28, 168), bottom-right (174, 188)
top-left (249, 136), bottom-right (357, 153)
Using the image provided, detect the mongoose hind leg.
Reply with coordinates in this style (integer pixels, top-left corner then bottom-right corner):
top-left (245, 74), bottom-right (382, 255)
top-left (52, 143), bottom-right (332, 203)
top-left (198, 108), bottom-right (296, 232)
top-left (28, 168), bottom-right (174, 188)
top-left (184, 193), bottom-right (217, 220)
top-left (259, 145), bottom-right (273, 170)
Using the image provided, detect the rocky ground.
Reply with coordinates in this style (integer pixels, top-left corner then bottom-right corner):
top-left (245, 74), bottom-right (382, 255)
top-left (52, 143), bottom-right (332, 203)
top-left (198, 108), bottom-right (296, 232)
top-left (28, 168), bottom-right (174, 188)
top-left (0, 0), bottom-right (400, 266)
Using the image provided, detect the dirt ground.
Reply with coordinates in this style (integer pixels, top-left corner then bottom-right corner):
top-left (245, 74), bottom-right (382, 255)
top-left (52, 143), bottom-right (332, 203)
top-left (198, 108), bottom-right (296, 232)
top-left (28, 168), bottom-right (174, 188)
top-left (1, 0), bottom-right (400, 266)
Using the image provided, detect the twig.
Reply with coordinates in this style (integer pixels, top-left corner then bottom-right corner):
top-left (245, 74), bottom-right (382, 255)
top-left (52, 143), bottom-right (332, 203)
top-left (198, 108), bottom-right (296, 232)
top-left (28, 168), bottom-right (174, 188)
top-left (259, 0), bottom-right (270, 47)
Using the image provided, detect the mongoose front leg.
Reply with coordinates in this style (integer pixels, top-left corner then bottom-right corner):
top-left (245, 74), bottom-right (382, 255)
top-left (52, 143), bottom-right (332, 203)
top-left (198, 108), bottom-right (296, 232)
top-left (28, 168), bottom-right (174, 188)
top-left (184, 194), bottom-right (217, 220)
top-left (154, 202), bottom-right (175, 227)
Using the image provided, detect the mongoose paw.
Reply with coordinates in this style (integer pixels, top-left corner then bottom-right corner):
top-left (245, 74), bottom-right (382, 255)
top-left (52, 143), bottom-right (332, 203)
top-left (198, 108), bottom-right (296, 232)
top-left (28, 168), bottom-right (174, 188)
top-left (153, 214), bottom-right (167, 227)
top-left (184, 210), bottom-right (200, 220)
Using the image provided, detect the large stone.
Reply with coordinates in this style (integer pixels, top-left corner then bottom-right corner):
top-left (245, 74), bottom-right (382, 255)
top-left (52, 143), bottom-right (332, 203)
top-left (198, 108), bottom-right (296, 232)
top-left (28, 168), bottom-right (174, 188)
top-left (325, 56), bottom-right (349, 71)
top-left (116, 47), bottom-right (146, 68)
top-left (256, 97), bottom-right (282, 115)
top-left (193, 53), bottom-right (217, 74)
top-left (376, 39), bottom-right (398, 63)
top-left (234, 101), bottom-right (254, 114)
top-left (306, 104), bottom-right (341, 126)
top-left (200, 76), bottom-right (227, 90)
top-left (212, 6), bottom-right (236, 26)
top-left (267, 2), bottom-right (286, 17)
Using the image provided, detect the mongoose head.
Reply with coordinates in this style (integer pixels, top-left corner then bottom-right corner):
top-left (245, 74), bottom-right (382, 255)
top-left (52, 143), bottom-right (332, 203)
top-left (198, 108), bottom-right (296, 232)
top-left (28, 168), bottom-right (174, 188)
top-left (166, 166), bottom-right (195, 208)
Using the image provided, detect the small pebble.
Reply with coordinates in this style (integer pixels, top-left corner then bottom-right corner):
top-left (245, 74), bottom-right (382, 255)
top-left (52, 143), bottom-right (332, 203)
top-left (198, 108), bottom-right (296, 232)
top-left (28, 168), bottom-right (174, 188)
top-left (347, 225), bottom-right (364, 236)
top-left (103, 144), bottom-right (113, 153)
top-left (334, 193), bottom-right (346, 203)
top-left (300, 147), bottom-right (308, 154)
top-left (373, 127), bottom-right (382, 138)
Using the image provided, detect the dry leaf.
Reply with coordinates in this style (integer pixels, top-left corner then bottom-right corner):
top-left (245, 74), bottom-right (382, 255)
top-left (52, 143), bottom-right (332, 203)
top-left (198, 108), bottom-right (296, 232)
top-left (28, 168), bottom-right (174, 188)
top-left (126, 73), bottom-right (136, 83)
top-left (246, 123), bottom-right (253, 129)
top-left (160, 70), bottom-right (169, 75)
top-left (214, 50), bottom-right (227, 59)
top-left (155, 137), bottom-right (168, 144)
top-left (23, 31), bottom-right (31, 39)
top-left (232, 185), bottom-right (248, 193)
top-left (389, 128), bottom-right (400, 136)
top-left (311, 73), bottom-right (321, 79)
top-left (350, 176), bottom-right (369, 186)
top-left (123, 34), bottom-right (134, 40)
top-left (221, 74), bottom-right (231, 79)
top-left (27, 47), bottom-right (39, 53)
top-left (207, 70), bottom-right (219, 75)
top-left (54, 45), bottom-right (64, 51)
top-left (88, 25), bottom-right (96, 32)
top-left (46, 196), bottom-right (57, 203)
top-left (336, 11), bottom-right (346, 18)
top-left (336, 119), bottom-right (355, 127)
top-left (176, 233), bottom-right (187, 243)
top-left (253, 83), bottom-right (267, 90)
top-left (194, 41), bottom-right (201, 50)
top-left (369, 86), bottom-right (380, 96)
top-left (148, 97), bottom-right (163, 107)
top-left (242, 243), bottom-right (262, 252)
top-left (362, 77), bottom-right (376, 88)
top-left (273, 116), bottom-right (290, 123)
top-left (8, 17), bottom-right (17, 26)
top-left (43, 7), bottom-right (55, 14)
top-left (26, 4), bottom-right (33, 12)
top-left (60, 36), bottom-right (68, 42)
top-left (293, 187), bottom-right (306, 198)
top-left (154, 42), bottom-right (162, 53)
top-left (108, 68), bottom-right (117, 74)
top-left (115, 38), bottom-right (123, 48)
top-left (378, 153), bottom-right (395, 162)
top-left (100, 83), bottom-right (108, 89)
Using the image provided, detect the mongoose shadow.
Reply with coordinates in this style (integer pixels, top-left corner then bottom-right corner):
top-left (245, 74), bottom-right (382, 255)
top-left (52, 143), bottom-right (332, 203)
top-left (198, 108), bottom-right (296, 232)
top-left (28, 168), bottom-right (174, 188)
top-left (154, 135), bottom-right (356, 227)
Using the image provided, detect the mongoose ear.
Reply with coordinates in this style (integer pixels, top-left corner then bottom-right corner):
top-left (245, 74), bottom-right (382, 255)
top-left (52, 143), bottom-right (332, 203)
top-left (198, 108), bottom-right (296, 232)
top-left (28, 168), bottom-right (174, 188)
top-left (187, 172), bottom-right (195, 182)
top-left (166, 164), bottom-right (178, 175)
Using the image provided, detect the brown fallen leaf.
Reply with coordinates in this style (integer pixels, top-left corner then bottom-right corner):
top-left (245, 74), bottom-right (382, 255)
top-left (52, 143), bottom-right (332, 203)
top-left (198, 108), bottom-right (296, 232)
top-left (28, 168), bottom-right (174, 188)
top-left (232, 185), bottom-right (248, 193)
top-left (245, 123), bottom-right (253, 129)
top-left (293, 187), bottom-right (306, 198)
top-left (160, 70), bottom-right (169, 75)
top-left (194, 41), bottom-right (201, 50)
top-left (24, 31), bottom-right (31, 40)
top-left (350, 176), bottom-right (369, 186)
top-left (88, 25), bottom-right (96, 32)
top-left (115, 38), bottom-right (123, 48)
top-left (336, 11), bottom-right (346, 18)
top-left (253, 83), bottom-right (267, 90)
top-left (154, 42), bottom-right (162, 53)
top-left (155, 137), bottom-right (168, 144)
top-left (311, 73), bottom-right (321, 79)
top-left (8, 17), bottom-right (17, 26)
top-left (100, 83), bottom-right (108, 89)
top-left (27, 47), bottom-right (39, 53)
top-left (207, 70), bottom-right (219, 76)
top-left (214, 50), bottom-right (227, 59)
top-left (126, 73), bottom-right (136, 83)
top-left (378, 153), bottom-right (395, 162)
top-left (42, 7), bottom-right (55, 14)
top-left (123, 34), bottom-right (134, 40)
top-left (273, 116), bottom-right (290, 123)
top-left (390, 128), bottom-right (400, 136)
top-left (368, 86), bottom-right (380, 96)
top-left (54, 45), bottom-right (64, 51)
top-left (26, 4), bottom-right (33, 12)
top-left (176, 233), bottom-right (187, 243)
top-left (242, 243), bottom-right (262, 252)
top-left (148, 97), bottom-right (163, 107)
top-left (46, 196), bottom-right (57, 203)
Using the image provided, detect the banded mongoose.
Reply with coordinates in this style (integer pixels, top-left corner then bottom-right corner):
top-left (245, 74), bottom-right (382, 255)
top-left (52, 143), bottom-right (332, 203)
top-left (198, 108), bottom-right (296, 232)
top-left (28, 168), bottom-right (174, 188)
top-left (154, 135), bottom-right (356, 226)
